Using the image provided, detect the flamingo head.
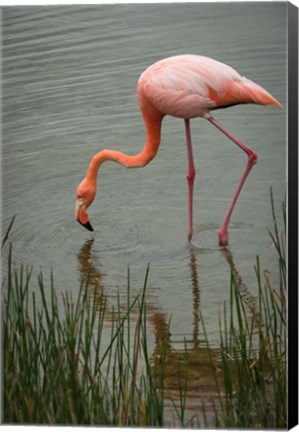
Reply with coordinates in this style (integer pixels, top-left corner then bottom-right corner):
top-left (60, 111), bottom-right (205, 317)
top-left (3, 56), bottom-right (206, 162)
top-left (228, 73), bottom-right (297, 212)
top-left (75, 178), bottom-right (96, 232)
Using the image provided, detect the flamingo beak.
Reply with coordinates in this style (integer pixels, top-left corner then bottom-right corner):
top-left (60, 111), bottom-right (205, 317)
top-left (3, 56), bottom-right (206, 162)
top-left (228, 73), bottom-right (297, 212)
top-left (78, 219), bottom-right (94, 232)
top-left (75, 199), bottom-right (94, 232)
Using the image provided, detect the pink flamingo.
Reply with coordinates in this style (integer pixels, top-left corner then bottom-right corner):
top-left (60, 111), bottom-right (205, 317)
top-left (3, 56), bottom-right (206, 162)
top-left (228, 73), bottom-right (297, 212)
top-left (75, 55), bottom-right (281, 246)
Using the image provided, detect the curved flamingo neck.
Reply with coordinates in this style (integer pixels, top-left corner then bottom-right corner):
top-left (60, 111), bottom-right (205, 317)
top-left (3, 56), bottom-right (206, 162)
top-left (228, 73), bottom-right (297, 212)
top-left (85, 109), bottom-right (163, 183)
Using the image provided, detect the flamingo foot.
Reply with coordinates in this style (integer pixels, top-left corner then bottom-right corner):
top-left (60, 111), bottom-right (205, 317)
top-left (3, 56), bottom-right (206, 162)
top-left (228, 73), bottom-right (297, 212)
top-left (188, 232), bottom-right (193, 243)
top-left (218, 229), bottom-right (229, 247)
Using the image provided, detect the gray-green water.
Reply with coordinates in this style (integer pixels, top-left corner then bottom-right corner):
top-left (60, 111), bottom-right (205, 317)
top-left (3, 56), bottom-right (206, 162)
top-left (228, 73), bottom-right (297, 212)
top-left (2, 2), bottom-right (286, 418)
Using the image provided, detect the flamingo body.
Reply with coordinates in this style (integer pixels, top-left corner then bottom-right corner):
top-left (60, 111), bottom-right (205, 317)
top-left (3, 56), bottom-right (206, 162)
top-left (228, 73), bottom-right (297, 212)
top-left (75, 55), bottom-right (281, 245)
top-left (137, 55), bottom-right (280, 119)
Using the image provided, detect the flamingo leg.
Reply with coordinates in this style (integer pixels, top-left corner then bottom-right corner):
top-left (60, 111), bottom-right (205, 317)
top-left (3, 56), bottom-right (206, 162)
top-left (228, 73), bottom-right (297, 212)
top-left (207, 115), bottom-right (257, 247)
top-left (185, 119), bottom-right (196, 242)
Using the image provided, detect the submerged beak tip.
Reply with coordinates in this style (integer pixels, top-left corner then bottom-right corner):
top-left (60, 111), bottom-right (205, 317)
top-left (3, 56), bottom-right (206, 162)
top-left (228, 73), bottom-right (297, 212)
top-left (78, 219), bottom-right (94, 232)
top-left (86, 222), bottom-right (94, 232)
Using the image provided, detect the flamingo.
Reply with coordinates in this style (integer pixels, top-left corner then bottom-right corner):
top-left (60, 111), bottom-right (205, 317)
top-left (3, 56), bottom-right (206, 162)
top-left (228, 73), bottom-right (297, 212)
top-left (75, 55), bottom-right (281, 246)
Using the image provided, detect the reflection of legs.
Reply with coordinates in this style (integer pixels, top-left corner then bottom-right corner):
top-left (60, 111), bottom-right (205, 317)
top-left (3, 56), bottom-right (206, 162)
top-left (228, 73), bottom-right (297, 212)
top-left (207, 115), bottom-right (257, 247)
top-left (189, 250), bottom-right (200, 348)
top-left (185, 119), bottom-right (196, 242)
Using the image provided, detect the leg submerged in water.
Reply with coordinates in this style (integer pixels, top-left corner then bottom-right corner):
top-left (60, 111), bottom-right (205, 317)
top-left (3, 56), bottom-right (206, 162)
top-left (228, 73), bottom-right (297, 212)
top-left (206, 115), bottom-right (257, 247)
top-left (184, 119), bottom-right (196, 242)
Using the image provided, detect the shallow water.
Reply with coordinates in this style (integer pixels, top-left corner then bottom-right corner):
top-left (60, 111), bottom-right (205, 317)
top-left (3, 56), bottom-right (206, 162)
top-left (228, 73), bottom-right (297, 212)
top-left (2, 3), bottom-right (286, 421)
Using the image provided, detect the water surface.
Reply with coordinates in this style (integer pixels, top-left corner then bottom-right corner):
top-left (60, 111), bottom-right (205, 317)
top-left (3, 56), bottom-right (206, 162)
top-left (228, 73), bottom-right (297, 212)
top-left (2, 3), bottom-right (286, 420)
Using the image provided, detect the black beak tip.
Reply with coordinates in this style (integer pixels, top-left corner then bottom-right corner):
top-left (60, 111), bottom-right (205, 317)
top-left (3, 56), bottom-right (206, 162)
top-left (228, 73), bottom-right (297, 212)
top-left (78, 220), bottom-right (94, 232)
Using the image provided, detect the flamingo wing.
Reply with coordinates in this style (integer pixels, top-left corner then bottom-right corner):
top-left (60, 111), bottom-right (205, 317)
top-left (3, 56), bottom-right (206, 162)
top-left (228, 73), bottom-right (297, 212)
top-left (137, 55), bottom-right (281, 119)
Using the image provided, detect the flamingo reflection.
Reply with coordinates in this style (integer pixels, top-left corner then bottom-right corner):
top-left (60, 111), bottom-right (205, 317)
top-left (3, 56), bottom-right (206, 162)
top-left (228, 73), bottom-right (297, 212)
top-left (76, 240), bottom-right (257, 417)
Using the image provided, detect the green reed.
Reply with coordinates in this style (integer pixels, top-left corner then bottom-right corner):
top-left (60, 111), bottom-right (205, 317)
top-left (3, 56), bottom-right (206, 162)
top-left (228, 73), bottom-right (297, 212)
top-left (203, 188), bottom-right (287, 428)
top-left (2, 188), bottom-right (286, 428)
top-left (2, 240), bottom-right (170, 425)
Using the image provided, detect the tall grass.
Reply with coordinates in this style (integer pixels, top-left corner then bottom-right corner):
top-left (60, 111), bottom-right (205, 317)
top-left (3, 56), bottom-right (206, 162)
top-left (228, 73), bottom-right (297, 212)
top-left (203, 188), bottom-right (287, 428)
top-left (2, 190), bottom-right (286, 427)
top-left (2, 243), bottom-right (170, 425)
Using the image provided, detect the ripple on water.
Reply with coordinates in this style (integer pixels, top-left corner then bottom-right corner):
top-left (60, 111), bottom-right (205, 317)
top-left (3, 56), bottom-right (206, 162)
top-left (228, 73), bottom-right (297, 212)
top-left (1, 6), bottom-right (286, 427)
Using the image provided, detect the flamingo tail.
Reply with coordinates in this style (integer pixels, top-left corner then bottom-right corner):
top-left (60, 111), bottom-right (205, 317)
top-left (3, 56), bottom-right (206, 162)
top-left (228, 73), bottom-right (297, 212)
top-left (238, 78), bottom-right (283, 108)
